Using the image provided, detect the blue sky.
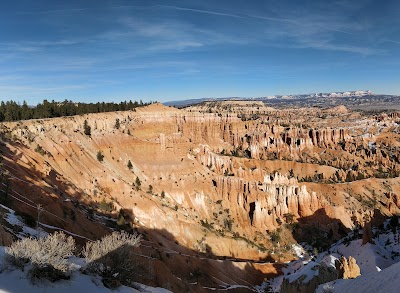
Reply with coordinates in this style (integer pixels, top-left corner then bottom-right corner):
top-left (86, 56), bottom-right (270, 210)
top-left (1, 0), bottom-right (399, 104)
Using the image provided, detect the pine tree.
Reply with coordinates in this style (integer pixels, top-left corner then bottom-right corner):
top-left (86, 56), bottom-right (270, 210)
top-left (135, 177), bottom-right (141, 191)
top-left (114, 118), bottom-right (120, 129)
top-left (97, 151), bottom-right (104, 162)
top-left (84, 120), bottom-right (91, 136)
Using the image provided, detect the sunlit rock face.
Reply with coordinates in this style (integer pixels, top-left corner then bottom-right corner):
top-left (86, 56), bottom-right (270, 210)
top-left (1, 102), bottom-right (399, 290)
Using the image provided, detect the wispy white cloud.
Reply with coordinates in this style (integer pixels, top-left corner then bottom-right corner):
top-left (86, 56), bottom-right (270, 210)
top-left (0, 39), bottom-right (81, 55)
top-left (18, 7), bottom-right (91, 15)
top-left (296, 40), bottom-right (382, 55)
top-left (157, 5), bottom-right (246, 20)
top-left (117, 16), bottom-right (249, 53)
top-left (153, 4), bottom-right (380, 55)
top-left (12, 3), bottom-right (381, 56)
top-left (0, 84), bottom-right (89, 98)
top-left (158, 4), bottom-right (358, 35)
top-left (384, 39), bottom-right (400, 45)
top-left (149, 41), bottom-right (203, 51)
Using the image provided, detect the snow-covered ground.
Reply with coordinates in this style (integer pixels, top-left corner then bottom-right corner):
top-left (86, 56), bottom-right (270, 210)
top-left (264, 220), bottom-right (400, 292)
top-left (0, 204), bottom-right (171, 293)
top-left (316, 260), bottom-right (400, 293)
top-left (1, 203), bottom-right (47, 239)
top-left (0, 246), bottom-right (171, 293)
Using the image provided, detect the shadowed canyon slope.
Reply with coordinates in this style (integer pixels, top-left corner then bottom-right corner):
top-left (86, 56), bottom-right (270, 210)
top-left (0, 102), bottom-right (399, 291)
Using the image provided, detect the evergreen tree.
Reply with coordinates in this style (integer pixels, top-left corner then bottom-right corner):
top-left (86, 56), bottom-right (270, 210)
top-left (83, 120), bottom-right (91, 136)
top-left (97, 151), bottom-right (104, 162)
top-left (114, 118), bottom-right (120, 129)
top-left (21, 101), bottom-right (32, 120)
top-left (135, 177), bottom-right (141, 191)
top-left (0, 99), bottom-right (151, 122)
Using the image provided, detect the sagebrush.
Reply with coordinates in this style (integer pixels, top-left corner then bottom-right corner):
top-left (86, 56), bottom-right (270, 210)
top-left (82, 231), bottom-right (141, 288)
top-left (6, 232), bottom-right (76, 281)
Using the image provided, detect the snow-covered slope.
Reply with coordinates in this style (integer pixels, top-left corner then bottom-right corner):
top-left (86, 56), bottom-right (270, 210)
top-left (264, 221), bottom-right (400, 292)
top-left (316, 260), bottom-right (400, 293)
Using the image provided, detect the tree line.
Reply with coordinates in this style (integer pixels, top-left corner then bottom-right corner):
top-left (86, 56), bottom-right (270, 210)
top-left (0, 99), bottom-right (151, 122)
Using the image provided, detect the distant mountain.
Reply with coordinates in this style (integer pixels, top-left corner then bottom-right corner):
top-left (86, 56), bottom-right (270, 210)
top-left (264, 90), bottom-right (373, 100)
top-left (163, 97), bottom-right (246, 107)
top-left (163, 90), bottom-right (375, 107)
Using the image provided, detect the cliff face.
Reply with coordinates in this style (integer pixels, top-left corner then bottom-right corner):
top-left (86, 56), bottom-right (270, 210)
top-left (0, 224), bottom-right (12, 246)
top-left (181, 104), bottom-right (400, 181)
top-left (0, 102), bottom-right (399, 289)
top-left (197, 146), bottom-right (321, 230)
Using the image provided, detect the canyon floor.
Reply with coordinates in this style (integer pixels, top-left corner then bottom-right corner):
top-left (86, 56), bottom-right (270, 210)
top-left (0, 100), bottom-right (399, 292)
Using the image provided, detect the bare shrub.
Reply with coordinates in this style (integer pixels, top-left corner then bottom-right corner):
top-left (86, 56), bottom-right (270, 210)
top-left (82, 231), bottom-right (141, 288)
top-left (6, 232), bottom-right (76, 273)
top-left (28, 265), bottom-right (71, 283)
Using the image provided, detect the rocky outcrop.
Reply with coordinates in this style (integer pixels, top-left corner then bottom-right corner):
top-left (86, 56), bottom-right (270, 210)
top-left (335, 256), bottom-right (361, 279)
top-left (362, 221), bottom-right (374, 245)
top-left (179, 104), bottom-right (399, 182)
top-left (197, 146), bottom-right (321, 229)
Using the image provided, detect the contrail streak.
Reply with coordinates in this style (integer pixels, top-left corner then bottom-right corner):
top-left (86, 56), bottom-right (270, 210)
top-left (18, 4), bottom-right (354, 36)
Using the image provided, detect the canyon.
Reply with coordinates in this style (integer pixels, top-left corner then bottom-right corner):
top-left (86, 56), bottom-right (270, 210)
top-left (0, 101), bottom-right (399, 292)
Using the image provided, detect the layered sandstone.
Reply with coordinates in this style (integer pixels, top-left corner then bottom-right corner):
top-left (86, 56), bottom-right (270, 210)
top-left (0, 102), bottom-right (399, 290)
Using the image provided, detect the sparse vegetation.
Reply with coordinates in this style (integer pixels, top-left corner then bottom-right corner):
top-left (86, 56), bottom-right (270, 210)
top-left (35, 144), bottom-right (46, 156)
top-left (223, 219), bottom-right (233, 231)
top-left (114, 118), bottom-right (120, 129)
top-left (96, 150), bottom-right (104, 162)
top-left (6, 232), bottom-right (76, 281)
top-left (200, 219), bottom-right (213, 230)
top-left (83, 119), bottom-right (91, 136)
top-left (82, 231), bottom-right (141, 288)
top-left (270, 229), bottom-right (281, 244)
top-left (99, 198), bottom-right (114, 212)
top-left (283, 213), bottom-right (295, 224)
top-left (135, 176), bottom-right (141, 191)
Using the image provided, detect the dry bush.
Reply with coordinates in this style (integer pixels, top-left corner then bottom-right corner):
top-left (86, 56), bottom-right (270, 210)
top-left (6, 232), bottom-right (76, 273)
top-left (82, 231), bottom-right (141, 288)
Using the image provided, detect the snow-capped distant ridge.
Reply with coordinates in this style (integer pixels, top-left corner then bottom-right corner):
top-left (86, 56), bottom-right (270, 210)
top-left (164, 90), bottom-right (380, 107)
top-left (310, 90), bottom-right (373, 98)
top-left (265, 90), bottom-right (373, 100)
